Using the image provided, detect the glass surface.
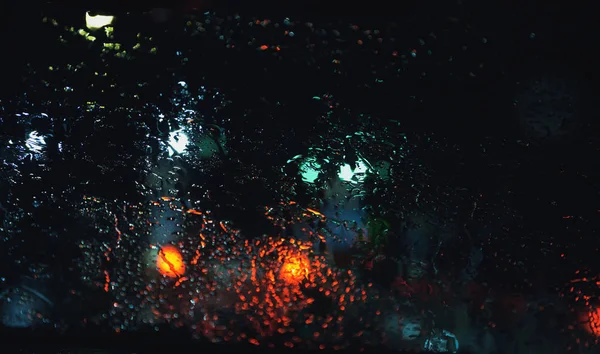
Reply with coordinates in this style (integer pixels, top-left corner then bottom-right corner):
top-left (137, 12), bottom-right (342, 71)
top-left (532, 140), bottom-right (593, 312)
top-left (0, 4), bottom-right (598, 354)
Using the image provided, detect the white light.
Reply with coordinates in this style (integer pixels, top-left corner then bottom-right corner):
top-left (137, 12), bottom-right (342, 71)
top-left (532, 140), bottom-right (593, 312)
top-left (25, 131), bottom-right (45, 153)
top-left (85, 12), bottom-right (114, 30)
top-left (168, 129), bottom-right (189, 156)
top-left (338, 159), bottom-right (369, 184)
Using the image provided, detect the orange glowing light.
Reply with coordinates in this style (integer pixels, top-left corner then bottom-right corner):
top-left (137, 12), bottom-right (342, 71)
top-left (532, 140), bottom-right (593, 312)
top-left (279, 253), bottom-right (310, 284)
top-left (580, 307), bottom-right (600, 337)
top-left (156, 245), bottom-right (186, 278)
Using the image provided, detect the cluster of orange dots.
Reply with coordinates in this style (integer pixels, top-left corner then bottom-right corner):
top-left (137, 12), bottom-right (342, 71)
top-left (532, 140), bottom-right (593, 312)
top-left (214, 236), bottom-right (372, 347)
top-left (143, 203), bottom-right (378, 348)
top-left (580, 308), bottom-right (600, 337)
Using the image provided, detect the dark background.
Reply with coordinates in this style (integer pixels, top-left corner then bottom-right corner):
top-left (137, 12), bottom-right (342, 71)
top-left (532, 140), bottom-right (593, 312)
top-left (1, 0), bottom-right (599, 353)
top-left (2, 0), bottom-right (599, 138)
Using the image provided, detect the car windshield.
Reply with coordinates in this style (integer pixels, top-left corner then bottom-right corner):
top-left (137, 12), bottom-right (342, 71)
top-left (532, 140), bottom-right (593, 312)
top-left (1, 2), bottom-right (599, 353)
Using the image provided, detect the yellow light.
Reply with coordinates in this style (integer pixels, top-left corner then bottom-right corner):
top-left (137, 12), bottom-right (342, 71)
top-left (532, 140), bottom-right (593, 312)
top-left (85, 12), bottom-right (114, 30)
top-left (156, 245), bottom-right (186, 278)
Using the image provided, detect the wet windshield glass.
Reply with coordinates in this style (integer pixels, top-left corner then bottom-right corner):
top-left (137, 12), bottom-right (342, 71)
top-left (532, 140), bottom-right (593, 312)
top-left (0, 3), bottom-right (599, 353)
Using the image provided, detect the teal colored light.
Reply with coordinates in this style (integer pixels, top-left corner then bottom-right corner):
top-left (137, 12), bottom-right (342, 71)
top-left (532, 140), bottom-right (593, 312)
top-left (298, 156), bottom-right (321, 183)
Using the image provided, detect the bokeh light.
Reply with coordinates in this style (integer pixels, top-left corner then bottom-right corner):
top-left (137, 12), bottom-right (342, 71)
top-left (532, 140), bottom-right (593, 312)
top-left (580, 308), bottom-right (600, 337)
top-left (85, 12), bottom-right (114, 30)
top-left (278, 251), bottom-right (310, 284)
top-left (1, 7), bottom-right (597, 354)
top-left (156, 245), bottom-right (186, 278)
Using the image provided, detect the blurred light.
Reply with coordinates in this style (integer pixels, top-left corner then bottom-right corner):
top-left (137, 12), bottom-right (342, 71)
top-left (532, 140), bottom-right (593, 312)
top-left (296, 156), bottom-right (321, 183)
top-left (168, 129), bottom-right (189, 156)
top-left (580, 308), bottom-right (600, 337)
top-left (156, 245), bottom-right (185, 278)
top-left (338, 159), bottom-right (369, 184)
top-left (279, 253), bottom-right (310, 284)
top-left (25, 131), bottom-right (45, 153)
top-left (85, 12), bottom-right (114, 30)
top-left (400, 317), bottom-right (422, 340)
